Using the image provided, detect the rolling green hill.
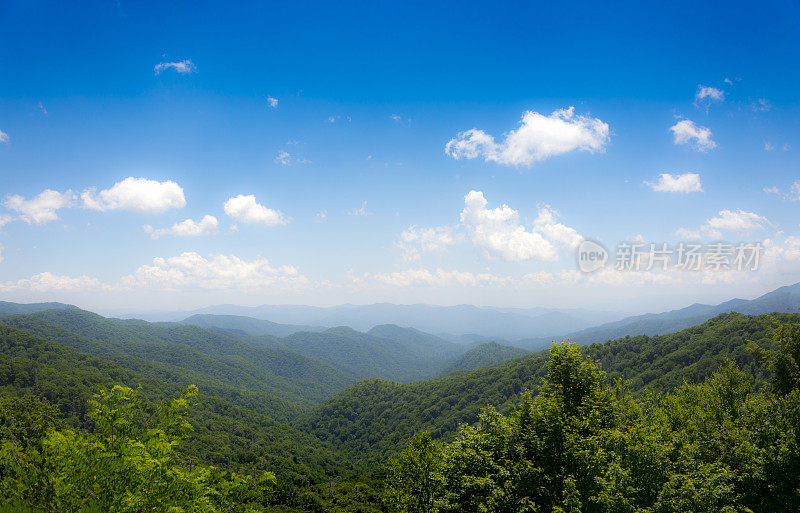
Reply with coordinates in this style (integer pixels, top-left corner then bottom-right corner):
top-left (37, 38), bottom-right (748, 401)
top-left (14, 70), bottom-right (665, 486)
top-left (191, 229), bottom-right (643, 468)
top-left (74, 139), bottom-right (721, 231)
top-left (181, 313), bottom-right (327, 337)
top-left (298, 312), bottom-right (790, 467)
top-left (0, 324), bottom-right (348, 483)
top-left (0, 309), bottom-right (357, 418)
top-left (267, 325), bottom-right (462, 381)
top-left (0, 301), bottom-right (77, 315)
top-left (437, 341), bottom-right (529, 376)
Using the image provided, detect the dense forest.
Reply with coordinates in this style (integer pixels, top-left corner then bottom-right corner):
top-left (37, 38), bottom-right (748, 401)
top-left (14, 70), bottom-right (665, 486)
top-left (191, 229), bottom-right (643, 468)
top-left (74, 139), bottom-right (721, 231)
top-left (0, 305), bottom-right (798, 511)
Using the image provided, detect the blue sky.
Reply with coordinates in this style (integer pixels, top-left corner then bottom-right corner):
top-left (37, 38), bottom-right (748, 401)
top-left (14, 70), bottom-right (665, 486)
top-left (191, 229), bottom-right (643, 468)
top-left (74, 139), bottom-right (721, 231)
top-left (0, 0), bottom-right (799, 313)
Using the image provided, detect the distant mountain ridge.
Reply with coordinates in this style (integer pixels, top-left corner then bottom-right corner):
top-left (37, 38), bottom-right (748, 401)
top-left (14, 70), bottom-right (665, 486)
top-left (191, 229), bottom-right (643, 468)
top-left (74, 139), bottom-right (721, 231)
top-left (107, 302), bottom-right (624, 341)
top-left (0, 301), bottom-right (77, 315)
top-left (181, 313), bottom-right (327, 337)
top-left (521, 282), bottom-right (800, 349)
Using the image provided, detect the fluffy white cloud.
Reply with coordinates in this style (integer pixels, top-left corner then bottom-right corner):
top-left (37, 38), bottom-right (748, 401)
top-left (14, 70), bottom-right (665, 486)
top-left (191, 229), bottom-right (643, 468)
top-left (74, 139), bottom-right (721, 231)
top-left (704, 209), bottom-right (768, 234)
top-left (4, 189), bottom-right (75, 224)
top-left (446, 107), bottom-right (610, 167)
top-left (670, 120), bottom-right (716, 151)
top-left (460, 191), bottom-right (557, 261)
top-left (267, 96), bottom-right (278, 108)
top-left (154, 59), bottom-right (196, 75)
top-left (676, 209), bottom-right (769, 240)
top-left (223, 194), bottom-right (287, 226)
top-left (0, 129), bottom-right (8, 143)
top-left (694, 85), bottom-right (724, 109)
top-left (0, 272), bottom-right (107, 292)
top-left (533, 205), bottom-right (584, 249)
top-left (142, 215), bottom-right (219, 239)
top-left (82, 177), bottom-right (186, 214)
top-left (396, 225), bottom-right (463, 262)
top-left (646, 172), bottom-right (703, 193)
top-left (120, 252), bottom-right (307, 291)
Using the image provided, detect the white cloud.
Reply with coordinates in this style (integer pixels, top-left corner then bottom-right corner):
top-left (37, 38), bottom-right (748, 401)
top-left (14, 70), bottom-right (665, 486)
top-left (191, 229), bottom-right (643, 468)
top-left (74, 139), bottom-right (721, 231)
top-left (4, 189), bottom-right (75, 224)
top-left (120, 252), bottom-right (307, 291)
top-left (154, 59), bottom-right (196, 75)
top-left (694, 85), bottom-right (724, 109)
top-left (646, 172), bottom-right (703, 193)
top-left (348, 201), bottom-right (371, 216)
top-left (0, 129), bottom-right (8, 143)
top-left (445, 107), bottom-right (610, 167)
top-left (267, 96), bottom-right (278, 108)
top-left (460, 190), bottom-right (557, 261)
top-left (0, 214), bottom-right (14, 228)
top-left (532, 205), bottom-right (584, 249)
top-left (670, 120), bottom-right (716, 151)
top-left (765, 142), bottom-right (775, 151)
top-left (674, 227), bottom-right (702, 240)
top-left (223, 194), bottom-right (287, 226)
top-left (677, 209), bottom-right (770, 240)
top-left (314, 210), bottom-right (327, 223)
top-left (81, 177), bottom-right (186, 214)
top-left (0, 272), bottom-right (107, 292)
top-left (701, 209), bottom-right (769, 238)
top-left (763, 186), bottom-right (780, 195)
top-left (142, 215), bottom-right (219, 239)
top-left (396, 225), bottom-right (463, 262)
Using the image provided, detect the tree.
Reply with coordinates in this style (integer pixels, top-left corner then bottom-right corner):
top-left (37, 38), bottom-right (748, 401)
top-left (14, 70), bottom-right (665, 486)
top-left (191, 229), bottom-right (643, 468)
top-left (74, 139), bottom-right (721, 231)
top-left (385, 429), bottom-right (444, 513)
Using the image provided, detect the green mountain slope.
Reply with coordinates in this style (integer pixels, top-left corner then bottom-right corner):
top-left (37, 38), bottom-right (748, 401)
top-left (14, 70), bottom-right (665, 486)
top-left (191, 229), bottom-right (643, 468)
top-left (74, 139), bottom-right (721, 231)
top-left (1, 309), bottom-right (357, 417)
top-left (181, 313), bottom-right (327, 337)
top-left (0, 301), bottom-right (77, 315)
top-left (269, 326), bottom-right (459, 381)
top-left (0, 324), bottom-right (348, 483)
top-left (299, 312), bottom-right (789, 467)
top-left (367, 324), bottom-right (465, 361)
top-left (437, 341), bottom-right (528, 376)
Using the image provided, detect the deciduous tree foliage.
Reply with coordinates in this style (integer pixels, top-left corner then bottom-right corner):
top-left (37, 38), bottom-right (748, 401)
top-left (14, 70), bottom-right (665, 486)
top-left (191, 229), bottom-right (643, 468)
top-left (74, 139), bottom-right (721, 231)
top-left (0, 385), bottom-right (276, 512)
top-left (385, 341), bottom-right (800, 513)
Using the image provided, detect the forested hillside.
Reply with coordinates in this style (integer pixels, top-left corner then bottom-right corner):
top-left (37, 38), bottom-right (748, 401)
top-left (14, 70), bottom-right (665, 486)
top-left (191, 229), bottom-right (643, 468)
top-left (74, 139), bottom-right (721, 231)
top-left (0, 325), bottom-right (348, 484)
top-left (1, 310), bottom-right (356, 415)
top-left (437, 341), bottom-right (529, 376)
top-left (267, 326), bottom-right (465, 381)
top-left (181, 313), bottom-right (327, 337)
top-left (0, 301), bottom-right (77, 315)
top-left (1, 303), bottom-right (798, 511)
top-left (301, 312), bottom-right (789, 467)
